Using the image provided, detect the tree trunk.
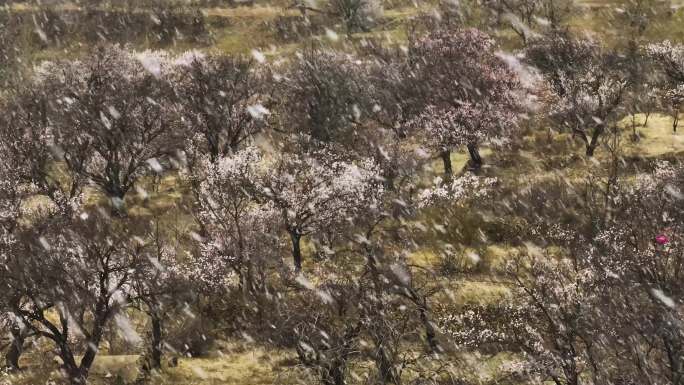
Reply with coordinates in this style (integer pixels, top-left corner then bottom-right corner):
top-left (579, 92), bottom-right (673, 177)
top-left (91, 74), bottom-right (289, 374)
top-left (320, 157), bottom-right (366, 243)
top-left (290, 231), bottom-right (303, 272)
top-left (108, 189), bottom-right (127, 216)
top-left (674, 114), bottom-right (680, 133)
top-left (76, 320), bottom-right (105, 385)
top-left (66, 367), bottom-right (87, 385)
top-left (150, 313), bottom-right (163, 370)
top-left (5, 322), bottom-right (24, 371)
top-left (76, 351), bottom-right (95, 383)
top-left (660, 315), bottom-right (684, 385)
top-left (244, 258), bottom-right (255, 295)
top-left (585, 144), bottom-right (596, 157)
top-left (79, 342), bottom-right (99, 374)
top-left (58, 340), bottom-right (86, 385)
top-left (419, 308), bottom-right (439, 353)
top-left (382, 166), bottom-right (397, 192)
top-left (323, 361), bottom-right (347, 385)
top-left (376, 345), bottom-right (401, 385)
top-left (643, 111), bottom-right (651, 127)
top-left (585, 125), bottom-right (604, 157)
top-left (631, 114), bottom-right (640, 142)
top-left (440, 150), bottom-right (452, 179)
top-left (467, 143), bottom-right (483, 170)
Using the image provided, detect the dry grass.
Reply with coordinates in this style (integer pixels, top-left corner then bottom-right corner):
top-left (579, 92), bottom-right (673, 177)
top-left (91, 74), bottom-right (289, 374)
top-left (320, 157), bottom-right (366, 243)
top-left (421, 148), bottom-right (494, 183)
top-left (451, 279), bottom-right (512, 305)
top-left (408, 244), bottom-right (517, 273)
top-left (622, 113), bottom-right (684, 158)
top-left (5, 342), bottom-right (299, 385)
top-left (205, 5), bottom-right (298, 19)
top-left (153, 353), bottom-right (283, 384)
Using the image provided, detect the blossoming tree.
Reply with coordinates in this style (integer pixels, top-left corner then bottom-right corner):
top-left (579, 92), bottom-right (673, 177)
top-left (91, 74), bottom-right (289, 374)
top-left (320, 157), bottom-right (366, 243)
top-left (193, 146), bottom-right (281, 290)
top-left (1, 211), bottom-right (152, 384)
top-left (277, 50), bottom-right (375, 150)
top-left (592, 162), bottom-right (684, 383)
top-left (407, 29), bottom-right (523, 175)
top-left (648, 41), bottom-right (684, 132)
top-left (258, 149), bottom-right (383, 271)
top-left (0, 84), bottom-right (86, 372)
top-left (0, 131), bottom-right (30, 373)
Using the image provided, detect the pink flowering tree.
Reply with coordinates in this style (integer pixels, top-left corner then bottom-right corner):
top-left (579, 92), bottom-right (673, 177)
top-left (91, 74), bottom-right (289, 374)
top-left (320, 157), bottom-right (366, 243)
top-left (277, 49), bottom-right (376, 150)
top-left (544, 69), bottom-right (628, 155)
top-left (591, 161), bottom-right (684, 384)
top-left (438, 245), bottom-right (605, 385)
top-left (0, 83), bottom-right (86, 372)
top-left (2, 74), bottom-right (173, 380)
top-left (508, 253), bottom-right (603, 385)
top-left (128, 216), bottom-right (194, 373)
top-left (662, 85), bottom-right (684, 132)
top-left (407, 28), bottom-right (523, 175)
top-left (647, 40), bottom-right (684, 85)
top-left (0, 138), bottom-right (32, 373)
top-left (442, 162), bottom-right (684, 385)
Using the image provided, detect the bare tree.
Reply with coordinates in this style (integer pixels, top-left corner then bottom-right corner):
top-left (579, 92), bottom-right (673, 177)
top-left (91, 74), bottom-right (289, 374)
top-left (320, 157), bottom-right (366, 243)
top-left (292, 277), bottom-right (364, 385)
top-left (174, 54), bottom-right (267, 163)
top-left (527, 31), bottom-right (629, 156)
top-left (482, 0), bottom-right (575, 43)
top-left (129, 216), bottom-right (189, 372)
top-left (13, 46), bottom-right (181, 210)
top-left (326, 0), bottom-right (382, 34)
top-left (277, 49), bottom-right (375, 150)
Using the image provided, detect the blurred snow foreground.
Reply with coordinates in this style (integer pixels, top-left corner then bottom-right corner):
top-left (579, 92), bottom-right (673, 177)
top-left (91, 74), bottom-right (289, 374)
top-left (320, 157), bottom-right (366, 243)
top-left (0, 19), bottom-right (683, 385)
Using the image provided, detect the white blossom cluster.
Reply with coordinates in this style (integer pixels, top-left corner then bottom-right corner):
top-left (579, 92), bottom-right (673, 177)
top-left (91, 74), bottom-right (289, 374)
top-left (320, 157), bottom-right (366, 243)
top-left (647, 40), bottom-right (684, 71)
top-left (189, 143), bottom-right (384, 283)
top-left (437, 307), bottom-right (510, 346)
top-left (191, 146), bottom-right (280, 288)
top-left (663, 84), bottom-right (684, 109)
top-left (417, 174), bottom-right (497, 208)
top-left (260, 150), bottom-right (384, 234)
